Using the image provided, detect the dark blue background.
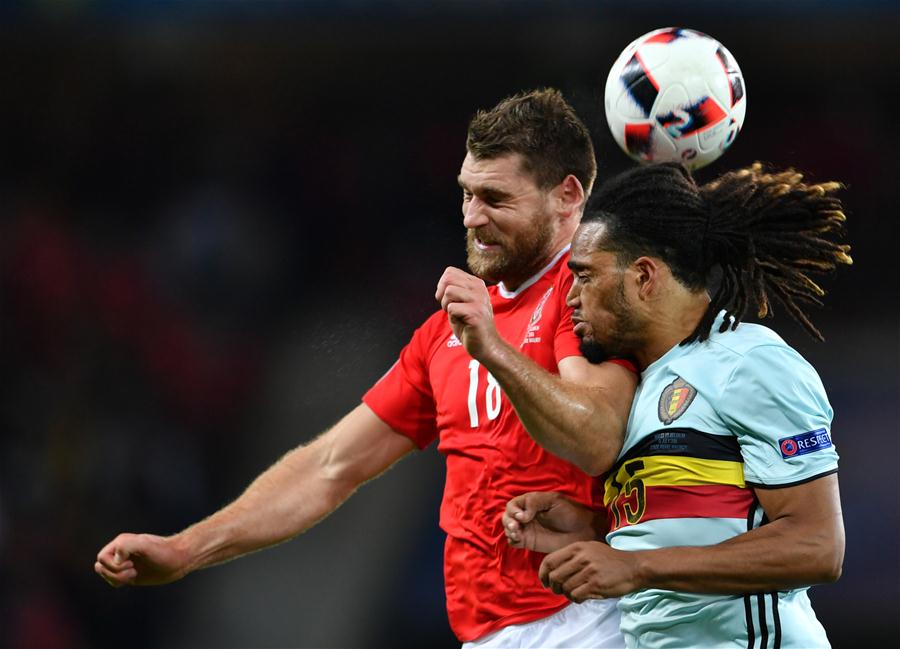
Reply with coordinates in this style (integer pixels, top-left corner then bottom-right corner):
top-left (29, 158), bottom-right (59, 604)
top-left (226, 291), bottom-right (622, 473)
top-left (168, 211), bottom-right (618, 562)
top-left (1, 2), bottom-right (897, 647)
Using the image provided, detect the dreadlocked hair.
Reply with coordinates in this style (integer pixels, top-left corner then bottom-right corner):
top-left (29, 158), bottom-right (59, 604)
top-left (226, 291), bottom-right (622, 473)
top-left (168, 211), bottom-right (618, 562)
top-left (583, 161), bottom-right (851, 343)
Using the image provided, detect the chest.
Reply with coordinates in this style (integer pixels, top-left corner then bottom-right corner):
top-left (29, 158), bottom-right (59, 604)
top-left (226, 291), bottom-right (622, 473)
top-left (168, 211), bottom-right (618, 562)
top-left (625, 365), bottom-right (730, 456)
top-left (428, 286), bottom-right (562, 436)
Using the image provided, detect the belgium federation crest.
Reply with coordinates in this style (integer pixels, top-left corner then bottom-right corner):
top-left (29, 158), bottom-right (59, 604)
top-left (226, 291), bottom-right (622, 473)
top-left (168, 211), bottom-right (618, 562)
top-left (658, 377), bottom-right (697, 425)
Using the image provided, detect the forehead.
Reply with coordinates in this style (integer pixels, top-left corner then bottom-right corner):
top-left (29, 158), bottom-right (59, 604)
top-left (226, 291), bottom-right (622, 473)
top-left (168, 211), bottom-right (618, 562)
top-left (458, 152), bottom-right (537, 191)
top-left (569, 221), bottom-right (616, 270)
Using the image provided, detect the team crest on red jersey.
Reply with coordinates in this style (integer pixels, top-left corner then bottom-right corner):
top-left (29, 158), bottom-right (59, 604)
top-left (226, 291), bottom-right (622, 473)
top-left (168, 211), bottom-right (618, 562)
top-left (523, 287), bottom-right (553, 345)
top-left (531, 287), bottom-right (553, 325)
top-left (658, 377), bottom-right (697, 425)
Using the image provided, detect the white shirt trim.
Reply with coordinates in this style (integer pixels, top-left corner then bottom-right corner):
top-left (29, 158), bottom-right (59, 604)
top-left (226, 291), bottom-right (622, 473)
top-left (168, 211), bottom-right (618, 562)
top-left (497, 244), bottom-right (571, 300)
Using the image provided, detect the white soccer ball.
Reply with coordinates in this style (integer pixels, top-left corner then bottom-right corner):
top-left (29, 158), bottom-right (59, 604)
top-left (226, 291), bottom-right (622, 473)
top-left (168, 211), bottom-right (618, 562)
top-left (604, 27), bottom-right (747, 169)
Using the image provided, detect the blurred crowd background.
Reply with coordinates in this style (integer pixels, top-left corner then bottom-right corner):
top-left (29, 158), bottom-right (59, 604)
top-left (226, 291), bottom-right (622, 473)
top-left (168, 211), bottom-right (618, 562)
top-left (1, 1), bottom-right (897, 647)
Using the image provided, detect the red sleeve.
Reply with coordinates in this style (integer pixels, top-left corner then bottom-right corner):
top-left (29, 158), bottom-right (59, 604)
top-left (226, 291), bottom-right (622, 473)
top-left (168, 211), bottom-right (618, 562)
top-left (552, 267), bottom-right (584, 364)
top-left (363, 322), bottom-right (439, 449)
top-left (553, 266), bottom-right (638, 374)
top-left (607, 357), bottom-right (638, 373)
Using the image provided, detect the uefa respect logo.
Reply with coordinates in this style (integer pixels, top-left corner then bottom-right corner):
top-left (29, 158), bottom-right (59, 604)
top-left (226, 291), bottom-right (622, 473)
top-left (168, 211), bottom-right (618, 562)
top-left (777, 428), bottom-right (831, 460)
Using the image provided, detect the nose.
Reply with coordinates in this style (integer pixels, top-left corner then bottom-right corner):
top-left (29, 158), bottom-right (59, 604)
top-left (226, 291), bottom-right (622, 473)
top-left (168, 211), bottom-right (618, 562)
top-left (462, 196), bottom-right (490, 229)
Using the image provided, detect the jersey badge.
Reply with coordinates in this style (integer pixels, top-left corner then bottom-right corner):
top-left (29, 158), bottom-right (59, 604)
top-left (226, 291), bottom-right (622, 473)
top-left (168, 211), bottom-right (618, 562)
top-left (522, 287), bottom-right (553, 345)
top-left (778, 428), bottom-right (832, 459)
top-left (657, 376), bottom-right (697, 425)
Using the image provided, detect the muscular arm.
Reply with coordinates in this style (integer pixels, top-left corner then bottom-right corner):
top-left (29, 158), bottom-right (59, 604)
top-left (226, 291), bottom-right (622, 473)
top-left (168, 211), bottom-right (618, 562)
top-left (483, 342), bottom-right (635, 475)
top-left (95, 404), bottom-right (416, 586)
top-left (540, 474), bottom-right (844, 601)
top-left (436, 267), bottom-right (636, 475)
top-left (638, 473), bottom-right (844, 592)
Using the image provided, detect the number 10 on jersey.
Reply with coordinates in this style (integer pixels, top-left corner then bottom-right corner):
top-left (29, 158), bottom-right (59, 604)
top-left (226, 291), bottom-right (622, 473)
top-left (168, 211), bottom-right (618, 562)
top-left (468, 360), bottom-right (502, 427)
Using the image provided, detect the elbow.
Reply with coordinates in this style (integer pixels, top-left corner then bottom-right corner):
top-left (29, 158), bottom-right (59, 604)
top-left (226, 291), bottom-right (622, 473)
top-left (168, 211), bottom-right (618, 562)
top-left (582, 437), bottom-right (623, 477)
top-left (822, 518), bottom-right (846, 583)
top-left (576, 413), bottom-right (625, 477)
top-left (573, 449), bottom-right (617, 478)
top-left (811, 530), bottom-right (845, 584)
top-left (816, 557), bottom-right (842, 584)
top-left (819, 545), bottom-right (844, 583)
top-left (580, 460), bottom-right (611, 478)
top-left (534, 420), bottom-right (622, 476)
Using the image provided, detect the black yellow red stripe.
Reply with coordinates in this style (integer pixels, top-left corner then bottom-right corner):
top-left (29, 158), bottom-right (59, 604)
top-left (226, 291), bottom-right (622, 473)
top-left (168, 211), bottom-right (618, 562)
top-left (604, 428), bottom-right (753, 531)
top-left (604, 455), bottom-right (745, 504)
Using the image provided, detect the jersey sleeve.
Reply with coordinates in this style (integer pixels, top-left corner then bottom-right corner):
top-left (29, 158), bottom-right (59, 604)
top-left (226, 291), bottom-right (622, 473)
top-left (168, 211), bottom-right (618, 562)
top-left (552, 269), bottom-right (583, 364)
top-left (720, 344), bottom-right (838, 488)
top-left (363, 324), bottom-right (439, 449)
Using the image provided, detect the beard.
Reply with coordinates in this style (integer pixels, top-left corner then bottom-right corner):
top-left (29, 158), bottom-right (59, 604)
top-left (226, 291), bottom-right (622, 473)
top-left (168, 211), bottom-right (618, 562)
top-left (579, 338), bottom-right (612, 364)
top-left (465, 210), bottom-right (555, 285)
top-left (577, 276), bottom-right (643, 365)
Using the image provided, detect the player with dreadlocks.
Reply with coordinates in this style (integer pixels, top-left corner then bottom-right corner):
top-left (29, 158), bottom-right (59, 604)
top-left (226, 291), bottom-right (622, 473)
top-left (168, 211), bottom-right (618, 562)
top-left (439, 160), bottom-right (850, 648)
top-left (574, 161), bottom-right (850, 349)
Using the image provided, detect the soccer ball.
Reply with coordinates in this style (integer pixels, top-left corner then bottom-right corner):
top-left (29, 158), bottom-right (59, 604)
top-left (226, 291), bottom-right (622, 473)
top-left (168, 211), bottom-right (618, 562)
top-left (604, 27), bottom-right (747, 170)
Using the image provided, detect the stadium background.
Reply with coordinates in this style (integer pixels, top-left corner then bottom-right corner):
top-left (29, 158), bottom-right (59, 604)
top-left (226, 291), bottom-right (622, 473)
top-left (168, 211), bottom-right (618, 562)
top-left (1, 1), bottom-right (897, 647)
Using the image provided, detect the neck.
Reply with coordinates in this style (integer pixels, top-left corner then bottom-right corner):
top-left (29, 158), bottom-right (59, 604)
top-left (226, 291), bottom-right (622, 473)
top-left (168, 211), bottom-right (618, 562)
top-left (501, 225), bottom-right (576, 292)
top-left (499, 243), bottom-right (570, 295)
top-left (633, 292), bottom-right (710, 369)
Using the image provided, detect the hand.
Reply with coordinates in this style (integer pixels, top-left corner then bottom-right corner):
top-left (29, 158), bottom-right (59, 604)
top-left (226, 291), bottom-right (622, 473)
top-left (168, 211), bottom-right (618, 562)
top-left (95, 533), bottom-right (189, 587)
top-left (435, 266), bottom-right (500, 358)
top-left (503, 492), bottom-right (599, 553)
top-left (539, 541), bottom-right (643, 602)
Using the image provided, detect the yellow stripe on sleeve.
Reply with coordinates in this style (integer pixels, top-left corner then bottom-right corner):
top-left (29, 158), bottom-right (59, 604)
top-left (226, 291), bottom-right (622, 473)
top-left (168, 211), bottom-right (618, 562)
top-left (605, 455), bottom-right (745, 504)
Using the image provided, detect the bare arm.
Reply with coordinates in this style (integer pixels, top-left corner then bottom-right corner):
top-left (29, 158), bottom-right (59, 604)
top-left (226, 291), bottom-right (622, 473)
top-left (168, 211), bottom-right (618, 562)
top-left (95, 403), bottom-right (416, 586)
top-left (540, 474), bottom-right (844, 602)
top-left (483, 344), bottom-right (635, 475)
top-left (436, 266), bottom-right (636, 475)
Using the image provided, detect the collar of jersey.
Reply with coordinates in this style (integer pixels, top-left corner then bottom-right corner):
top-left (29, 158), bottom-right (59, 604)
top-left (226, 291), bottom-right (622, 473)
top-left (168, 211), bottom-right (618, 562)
top-left (496, 244), bottom-right (571, 300)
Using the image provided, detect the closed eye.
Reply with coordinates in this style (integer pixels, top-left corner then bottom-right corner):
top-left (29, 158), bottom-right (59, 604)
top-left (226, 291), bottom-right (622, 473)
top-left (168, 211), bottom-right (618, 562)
top-left (481, 190), bottom-right (510, 206)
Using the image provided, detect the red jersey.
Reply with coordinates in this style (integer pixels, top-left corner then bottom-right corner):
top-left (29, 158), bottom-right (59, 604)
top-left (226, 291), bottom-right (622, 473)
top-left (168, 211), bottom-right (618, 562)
top-left (364, 248), bottom-right (603, 642)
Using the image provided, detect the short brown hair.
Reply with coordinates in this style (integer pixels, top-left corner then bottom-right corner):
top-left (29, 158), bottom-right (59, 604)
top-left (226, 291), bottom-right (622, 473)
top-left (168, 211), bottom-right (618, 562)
top-left (466, 88), bottom-right (597, 195)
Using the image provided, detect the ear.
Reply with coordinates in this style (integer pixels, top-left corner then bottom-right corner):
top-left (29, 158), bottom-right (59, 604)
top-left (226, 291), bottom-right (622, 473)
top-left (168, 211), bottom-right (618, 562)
top-left (551, 174), bottom-right (586, 220)
top-left (630, 256), bottom-right (663, 301)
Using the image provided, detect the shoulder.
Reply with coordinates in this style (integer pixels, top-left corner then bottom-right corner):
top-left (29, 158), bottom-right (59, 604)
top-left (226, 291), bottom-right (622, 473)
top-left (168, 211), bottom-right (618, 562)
top-left (540, 251), bottom-right (575, 307)
top-left (420, 307), bottom-right (452, 332)
top-left (551, 251), bottom-right (574, 286)
top-left (701, 322), bottom-right (818, 378)
top-left (711, 324), bottom-right (829, 416)
top-left (664, 323), bottom-right (796, 391)
top-left (668, 322), bottom-right (825, 416)
top-left (706, 321), bottom-right (789, 359)
top-left (717, 323), bottom-right (815, 372)
top-left (409, 308), bottom-right (455, 351)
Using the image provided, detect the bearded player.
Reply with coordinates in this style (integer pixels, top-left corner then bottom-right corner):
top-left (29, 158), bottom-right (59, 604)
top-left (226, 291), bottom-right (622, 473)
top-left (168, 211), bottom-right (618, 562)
top-left (95, 89), bottom-right (638, 648)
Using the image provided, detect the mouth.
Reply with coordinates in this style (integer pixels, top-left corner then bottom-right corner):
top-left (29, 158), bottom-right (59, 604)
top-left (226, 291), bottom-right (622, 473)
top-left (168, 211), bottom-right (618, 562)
top-left (473, 236), bottom-right (502, 252)
top-left (571, 315), bottom-right (589, 338)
